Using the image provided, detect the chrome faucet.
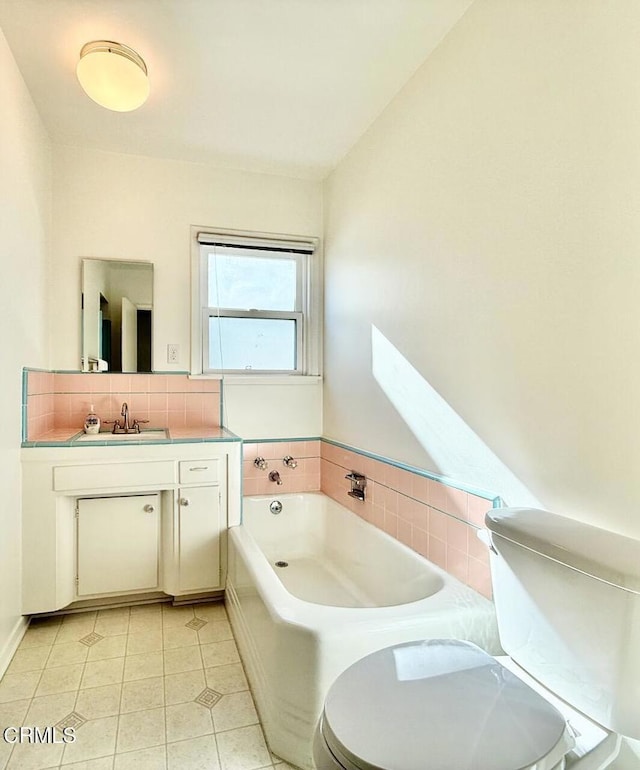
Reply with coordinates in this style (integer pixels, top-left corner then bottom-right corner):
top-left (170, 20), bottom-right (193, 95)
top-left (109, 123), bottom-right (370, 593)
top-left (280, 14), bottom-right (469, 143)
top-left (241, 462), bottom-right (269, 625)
top-left (269, 470), bottom-right (283, 485)
top-left (106, 402), bottom-right (148, 434)
top-left (283, 455), bottom-right (298, 469)
top-left (121, 402), bottom-right (132, 432)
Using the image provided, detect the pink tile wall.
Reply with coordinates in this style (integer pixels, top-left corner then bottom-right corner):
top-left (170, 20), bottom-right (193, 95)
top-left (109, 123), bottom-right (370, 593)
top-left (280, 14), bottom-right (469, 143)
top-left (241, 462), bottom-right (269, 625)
top-left (320, 441), bottom-right (494, 600)
top-left (25, 372), bottom-right (221, 440)
top-left (243, 441), bottom-right (321, 495)
top-left (26, 371), bottom-right (56, 439)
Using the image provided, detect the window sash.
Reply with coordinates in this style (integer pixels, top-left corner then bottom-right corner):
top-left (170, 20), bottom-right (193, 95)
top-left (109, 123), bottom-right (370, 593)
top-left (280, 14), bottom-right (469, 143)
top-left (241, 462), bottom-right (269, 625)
top-left (205, 247), bottom-right (306, 312)
top-left (202, 308), bottom-right (304, 374)
top-left (192, 229), bottom-right (321, 378)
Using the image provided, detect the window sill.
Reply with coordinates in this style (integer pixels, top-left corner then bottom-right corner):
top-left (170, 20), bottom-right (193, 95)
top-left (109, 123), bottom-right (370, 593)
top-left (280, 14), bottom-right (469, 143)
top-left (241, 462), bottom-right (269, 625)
top-left (189, 374), bottom-right (321, 386)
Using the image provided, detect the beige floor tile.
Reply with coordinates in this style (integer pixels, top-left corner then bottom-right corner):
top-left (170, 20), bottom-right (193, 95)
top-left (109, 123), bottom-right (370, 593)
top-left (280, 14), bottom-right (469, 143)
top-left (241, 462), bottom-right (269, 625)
top-left (114, 745), bottom-right (166, 770)
top-left (60, 757), bottom-right (114, 769)
top-left (0, 699), bottom-right (30, 729)
top-left (162, 627), bottom-right (198, 650)
top-left (165, 702), bottom-right (213, 743)
top-left (18, 626), bottom-right (60, 649)
top-left (61, 715), bottom-right (118, 765)
top-left (211, 692), bottom-right (258, 733)
top-left (6, 738), bottom-right (64, 770)
top-left (46, 642), bottom-right (89, 669)
top-left (81, 659), bottom-right (125, 690)
top-left (87, 636), bottom-right (127, 662)
top-left (162, 648), bottom-right (202, 677)
top-left (75, 684), bottom-right (122, 721)
top-left (94, 618), bottom-right (129, 639)
top-left (116, 708), bottom-right (166, 754)
top-left (197, 621), bottom-right (233, 645)
top-left (204, 665), bottom-right (248, 695)
top-left (120, 678), bottom-right (164, 714)
top-left (25, 691), bottom-right (76, 725)
top-left (0, 740), bottom-right (12, 770)
top-left (123, 653), bottom-right (163, 683)
top-left (6, 647), bottom-right (51, 676)
top-left (160, 608), bottom-right (194, 629)
top-left (125, 631), bottom-right (162, 657)
top-left (200, 642), bottom-right (239, 669)
top-left (164, 670), bottom-right (206, 706)
top-left (129, 612), bottom-right (162, 634)
top-left (35, 665), bottom-right (83, 698)
top-left (55, 624), bottom-right (95, 646)
top-left (127, 617), bottom-right (162, 637)
top-left (193, 604), bottom-right (227, 624)
top-left (166, 734), bottom-right (219, 770)
top-left (216, 725), bottom-right (271, 770)
top-left (3, 600), bottom-right (270, 770)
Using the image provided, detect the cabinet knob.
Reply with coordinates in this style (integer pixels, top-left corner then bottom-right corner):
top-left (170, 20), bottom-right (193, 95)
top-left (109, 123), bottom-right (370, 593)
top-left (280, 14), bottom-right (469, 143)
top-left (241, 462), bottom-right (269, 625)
top-left (179, 498), bottom-right (190, 507)
top-left (143, 504), bottom-right (155, 513)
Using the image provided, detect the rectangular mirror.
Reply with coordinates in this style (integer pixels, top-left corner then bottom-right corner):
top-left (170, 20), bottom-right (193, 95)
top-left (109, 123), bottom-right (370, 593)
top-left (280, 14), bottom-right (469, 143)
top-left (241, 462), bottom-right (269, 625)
top-left (82, 258), bottom-right (153, 372)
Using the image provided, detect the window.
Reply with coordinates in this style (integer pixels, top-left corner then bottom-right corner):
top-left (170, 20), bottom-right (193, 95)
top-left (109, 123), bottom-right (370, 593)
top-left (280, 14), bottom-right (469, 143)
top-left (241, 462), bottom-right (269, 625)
top-left (193, 232), bottom-right (319, 375)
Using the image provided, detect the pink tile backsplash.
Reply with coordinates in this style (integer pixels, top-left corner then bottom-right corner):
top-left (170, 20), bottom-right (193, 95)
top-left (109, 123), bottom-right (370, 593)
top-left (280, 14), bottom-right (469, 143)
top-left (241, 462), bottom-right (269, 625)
top-left (25, 371), bottom-right (221, 439)
top-left (242, 440), bottom-right (321, 495)
top-left (320, 440), bottom-right (496, 600)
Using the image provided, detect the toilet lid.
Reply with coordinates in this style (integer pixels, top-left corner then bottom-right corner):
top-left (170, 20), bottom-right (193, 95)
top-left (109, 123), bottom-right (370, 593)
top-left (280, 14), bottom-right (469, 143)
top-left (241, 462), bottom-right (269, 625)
top-left (321, 640), bottom-right (569, 770)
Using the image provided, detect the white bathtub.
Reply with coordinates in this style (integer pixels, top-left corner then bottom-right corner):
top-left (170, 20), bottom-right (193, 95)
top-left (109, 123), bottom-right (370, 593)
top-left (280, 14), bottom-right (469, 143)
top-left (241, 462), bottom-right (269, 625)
top-left (226, 492), bottom-right (501, 770)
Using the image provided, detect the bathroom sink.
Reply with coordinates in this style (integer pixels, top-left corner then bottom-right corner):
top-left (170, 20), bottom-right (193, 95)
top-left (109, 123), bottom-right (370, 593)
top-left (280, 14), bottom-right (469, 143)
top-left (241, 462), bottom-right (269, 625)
top-left (76, 429), bottom-right (169, 442)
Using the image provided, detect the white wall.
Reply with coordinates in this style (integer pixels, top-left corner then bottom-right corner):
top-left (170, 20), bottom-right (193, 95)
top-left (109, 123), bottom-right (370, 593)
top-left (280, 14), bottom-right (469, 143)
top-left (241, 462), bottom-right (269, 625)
top-left (323, 0), bottom-right (640, 540)
top-left (51, 146), bottom-right (323, 436)
top-left (0, 28), bottom-right (51, 667)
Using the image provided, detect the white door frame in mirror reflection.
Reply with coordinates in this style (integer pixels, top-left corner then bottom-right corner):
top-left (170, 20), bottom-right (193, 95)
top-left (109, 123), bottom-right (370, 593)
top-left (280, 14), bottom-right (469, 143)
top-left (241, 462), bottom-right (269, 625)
top-left (81, 258), bottom-right (153, 373)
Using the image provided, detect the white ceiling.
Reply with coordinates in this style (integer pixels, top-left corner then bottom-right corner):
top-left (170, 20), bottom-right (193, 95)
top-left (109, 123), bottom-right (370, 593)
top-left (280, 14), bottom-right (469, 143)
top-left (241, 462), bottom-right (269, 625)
top-left (0, 0), bottom-right (473, 179)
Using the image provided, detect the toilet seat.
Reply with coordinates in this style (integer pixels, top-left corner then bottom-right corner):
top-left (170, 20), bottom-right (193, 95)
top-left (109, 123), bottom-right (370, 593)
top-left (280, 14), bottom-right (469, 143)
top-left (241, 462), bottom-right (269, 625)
top-left (319, 639), bottom-right (575, 770)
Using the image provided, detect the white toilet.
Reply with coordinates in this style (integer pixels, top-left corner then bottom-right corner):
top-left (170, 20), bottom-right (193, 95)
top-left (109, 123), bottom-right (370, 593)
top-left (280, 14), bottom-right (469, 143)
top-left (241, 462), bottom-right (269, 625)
top-left (314, 507), bottom-right (640, 770)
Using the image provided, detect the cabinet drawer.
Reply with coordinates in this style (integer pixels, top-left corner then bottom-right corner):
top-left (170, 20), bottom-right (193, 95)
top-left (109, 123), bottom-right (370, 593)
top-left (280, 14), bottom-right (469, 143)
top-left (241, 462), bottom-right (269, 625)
top-left (179, 459), bottom-right (219, 485)
top-left (53, 461), bottom-right (176, 492)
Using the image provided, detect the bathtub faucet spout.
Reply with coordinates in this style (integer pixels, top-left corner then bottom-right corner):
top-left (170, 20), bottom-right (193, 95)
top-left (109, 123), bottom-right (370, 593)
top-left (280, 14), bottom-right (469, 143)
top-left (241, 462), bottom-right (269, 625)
top-left (269, 470), bottom-right (283, 485)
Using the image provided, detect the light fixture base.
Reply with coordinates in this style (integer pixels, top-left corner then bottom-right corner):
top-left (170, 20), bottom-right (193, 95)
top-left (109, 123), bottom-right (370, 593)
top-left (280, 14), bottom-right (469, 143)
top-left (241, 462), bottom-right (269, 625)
top-left (77, 39), bottom-right (149, 112)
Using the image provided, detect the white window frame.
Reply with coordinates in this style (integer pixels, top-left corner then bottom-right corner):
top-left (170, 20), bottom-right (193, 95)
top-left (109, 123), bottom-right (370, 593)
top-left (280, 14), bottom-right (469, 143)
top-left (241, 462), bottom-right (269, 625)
top-left (190, 228), bottom-right (322, 378)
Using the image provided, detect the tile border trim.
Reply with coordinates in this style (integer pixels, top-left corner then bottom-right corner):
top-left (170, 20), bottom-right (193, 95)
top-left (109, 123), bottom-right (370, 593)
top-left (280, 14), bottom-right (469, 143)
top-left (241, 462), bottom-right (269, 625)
top-left (321, 437), bottom-right (503, 506)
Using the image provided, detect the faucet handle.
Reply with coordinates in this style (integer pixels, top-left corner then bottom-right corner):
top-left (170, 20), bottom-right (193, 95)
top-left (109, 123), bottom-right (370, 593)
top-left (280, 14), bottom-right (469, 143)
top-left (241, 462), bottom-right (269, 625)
top-left (269, 470), bottom-right (283, 486)
top-left (254, 457), bottom-right (268, 470)
top-left (283, 455), bottom-right (298, 469)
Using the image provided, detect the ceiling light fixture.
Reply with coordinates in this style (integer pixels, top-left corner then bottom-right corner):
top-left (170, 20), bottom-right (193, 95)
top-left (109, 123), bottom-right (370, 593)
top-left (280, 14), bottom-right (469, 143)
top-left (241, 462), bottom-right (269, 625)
top-left (76, 40), bottom-right (149, 112)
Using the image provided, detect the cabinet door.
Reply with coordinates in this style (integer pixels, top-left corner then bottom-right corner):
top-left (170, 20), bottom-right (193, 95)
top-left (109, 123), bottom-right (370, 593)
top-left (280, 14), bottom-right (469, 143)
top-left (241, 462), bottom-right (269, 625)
top-left (77, 494), bottom-right (159, 596)
top-left (178, 486), bottom-right (222, 592)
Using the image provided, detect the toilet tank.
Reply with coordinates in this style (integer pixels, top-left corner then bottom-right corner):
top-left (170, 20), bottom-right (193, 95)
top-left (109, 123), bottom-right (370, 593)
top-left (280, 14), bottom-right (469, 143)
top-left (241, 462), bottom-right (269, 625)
top-left (486, 508), bottom-right (640, 740)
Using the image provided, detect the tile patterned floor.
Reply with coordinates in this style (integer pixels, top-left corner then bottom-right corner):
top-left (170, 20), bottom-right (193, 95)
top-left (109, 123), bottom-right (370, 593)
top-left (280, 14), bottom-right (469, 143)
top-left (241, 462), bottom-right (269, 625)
top-left (0, 603), bottom-right (295, 770)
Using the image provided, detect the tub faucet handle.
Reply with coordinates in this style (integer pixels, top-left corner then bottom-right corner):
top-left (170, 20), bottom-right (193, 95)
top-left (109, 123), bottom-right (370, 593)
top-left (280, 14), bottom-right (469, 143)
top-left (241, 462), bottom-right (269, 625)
top-left (283, 455), bottom-right (297, 469)
top-left (269, 470), bottom-right (283, 485)
top-left (254, 457), bottom-right (268, 470)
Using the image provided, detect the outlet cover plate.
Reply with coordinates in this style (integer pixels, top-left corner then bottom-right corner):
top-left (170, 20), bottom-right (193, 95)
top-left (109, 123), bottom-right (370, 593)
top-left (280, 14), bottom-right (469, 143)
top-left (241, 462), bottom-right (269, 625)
top-left (167, 344), bottom-right (179, 363)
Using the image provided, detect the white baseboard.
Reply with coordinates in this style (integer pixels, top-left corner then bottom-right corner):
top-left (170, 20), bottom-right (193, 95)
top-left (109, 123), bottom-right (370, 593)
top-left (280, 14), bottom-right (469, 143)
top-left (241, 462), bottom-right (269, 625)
top-left (0, 616), bottom-right (29, 678)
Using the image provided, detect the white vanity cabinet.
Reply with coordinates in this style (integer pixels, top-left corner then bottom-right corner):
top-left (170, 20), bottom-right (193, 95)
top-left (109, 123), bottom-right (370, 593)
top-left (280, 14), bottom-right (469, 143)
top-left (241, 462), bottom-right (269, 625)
top-left (177, 486), bottom-right (222, 592)
top-left (164, 458), bottom-right (226, 596)
top-left (21, 442), bottom-right (241, 615)
top-left (77, 494), bottom-right (160, 596)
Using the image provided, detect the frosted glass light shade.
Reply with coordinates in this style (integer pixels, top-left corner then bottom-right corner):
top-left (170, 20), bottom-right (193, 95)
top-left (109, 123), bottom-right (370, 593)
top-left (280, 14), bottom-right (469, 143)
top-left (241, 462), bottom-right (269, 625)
top-left (77, 41), bottom-right (149, 112)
